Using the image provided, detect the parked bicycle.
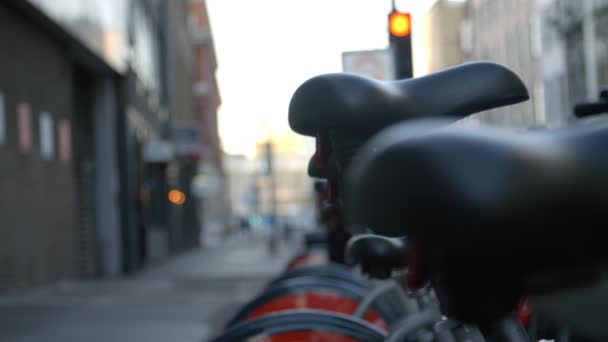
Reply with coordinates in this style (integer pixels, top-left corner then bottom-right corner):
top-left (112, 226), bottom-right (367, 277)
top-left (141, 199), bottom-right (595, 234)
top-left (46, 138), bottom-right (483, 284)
top-left (210, 61), bottom-right (534, 341)
top-left (289, 61), bottom-right (529, 269)
top-left (344, 116), bottom-right (608, 341)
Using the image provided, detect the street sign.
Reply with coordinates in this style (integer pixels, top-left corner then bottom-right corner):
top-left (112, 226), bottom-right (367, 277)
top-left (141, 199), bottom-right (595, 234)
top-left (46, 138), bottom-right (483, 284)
top-left (173, 123), bottom-right (202, 158)
top-left (144, 139), bottom-right (175, 162)
top-left (342, 49), bottom-right (395, 81)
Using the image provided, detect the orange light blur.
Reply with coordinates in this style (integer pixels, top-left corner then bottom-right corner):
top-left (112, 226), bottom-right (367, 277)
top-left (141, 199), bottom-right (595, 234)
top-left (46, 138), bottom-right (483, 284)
top-left (389, 11), bottom-right (411, 38)
top-left (168, 189), bottom-right (186, 205)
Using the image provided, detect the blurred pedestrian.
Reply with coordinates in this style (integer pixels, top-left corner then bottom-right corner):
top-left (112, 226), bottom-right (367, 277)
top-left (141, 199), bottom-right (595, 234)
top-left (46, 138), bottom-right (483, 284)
top-left (283, 221), bottom-right (294, 242)
top-left (268, 227), bottom-right (278, 256)
top-left (240, 216), bottom-right (250, 234)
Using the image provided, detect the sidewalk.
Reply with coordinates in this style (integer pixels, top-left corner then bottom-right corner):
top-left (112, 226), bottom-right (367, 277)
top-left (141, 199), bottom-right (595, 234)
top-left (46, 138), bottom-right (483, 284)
top-left (0, 233), bottom-right (300, 342)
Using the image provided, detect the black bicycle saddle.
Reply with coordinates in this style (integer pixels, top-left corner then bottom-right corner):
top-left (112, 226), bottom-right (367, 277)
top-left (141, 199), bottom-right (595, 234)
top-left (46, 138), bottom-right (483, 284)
top-left (345, 119), bottom-right (608, 324)
top-left (289, 61), bottom-right (529, 137)
top-left (346, 234), bottom-right (408, 279)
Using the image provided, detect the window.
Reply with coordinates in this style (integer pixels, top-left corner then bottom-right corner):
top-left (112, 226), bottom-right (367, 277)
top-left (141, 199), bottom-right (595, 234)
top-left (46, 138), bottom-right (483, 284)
top-left (58, 119), bottom-right (72, 163)
top-left (27, 0), bottom-right (128, 71)
top-left (39, 112), bottom-right (54, 160)
top-left (18, 103), bottom-right (32, 154)
top-left (130, 2), bottom-right (161, 95)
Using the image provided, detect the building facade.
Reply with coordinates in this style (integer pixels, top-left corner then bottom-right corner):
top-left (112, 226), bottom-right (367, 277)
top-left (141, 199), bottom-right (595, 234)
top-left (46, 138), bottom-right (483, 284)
top-left (252, 132), bottom-right (316, 231)
top-left (188, 0), bottom-right (229, 247)
top-left (460, 0), bottom-right (608, 128)
top-left (461, 0), bottom-right (546, 128)
top-left (0, 0), bottom-right (223, 292)
top-left (0, 0), bottom-right (125, 290)
top-left (225, 148), bottom-right (315, 230)
top-left (224, 154), bottom-right (259, 218)
top-left (541, 0), bottom-right (608, 126)
top-left (148, 0), bottom-right (197, 257)
top-left (424, 0), bottom-right (466, 74)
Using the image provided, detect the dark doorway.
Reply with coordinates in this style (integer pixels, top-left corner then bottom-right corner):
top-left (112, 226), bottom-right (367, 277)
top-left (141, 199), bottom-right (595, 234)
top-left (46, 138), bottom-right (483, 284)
top-left (72, 64), bottom-right (98, 278)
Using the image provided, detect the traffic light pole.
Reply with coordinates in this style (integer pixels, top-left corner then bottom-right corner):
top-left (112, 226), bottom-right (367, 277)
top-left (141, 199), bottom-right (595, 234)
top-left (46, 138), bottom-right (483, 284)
top-left (265, 141), bottom-right (278, 255)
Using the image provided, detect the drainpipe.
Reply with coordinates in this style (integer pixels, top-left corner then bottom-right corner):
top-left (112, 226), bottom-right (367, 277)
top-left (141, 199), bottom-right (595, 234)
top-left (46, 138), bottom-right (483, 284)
top-left (583, 0), bottom-right (598, 100)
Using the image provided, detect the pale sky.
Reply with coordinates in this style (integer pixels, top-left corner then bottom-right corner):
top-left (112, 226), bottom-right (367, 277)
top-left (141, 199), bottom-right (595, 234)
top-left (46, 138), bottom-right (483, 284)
top-left (207, 0), bottom-right (439, 158)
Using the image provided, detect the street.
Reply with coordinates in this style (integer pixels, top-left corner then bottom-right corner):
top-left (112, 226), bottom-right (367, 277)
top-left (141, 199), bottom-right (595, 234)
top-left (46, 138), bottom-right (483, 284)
top-left (0, 234), bottom-right (298, 342)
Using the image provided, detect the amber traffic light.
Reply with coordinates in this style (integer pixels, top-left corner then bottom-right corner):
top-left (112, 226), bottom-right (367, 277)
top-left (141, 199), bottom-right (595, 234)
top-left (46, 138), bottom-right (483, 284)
top-left (389, 11), bottom-right (411, 38)
top-left (388, 10), bottom-right (413, 79)
top-left (168, 189), bottom-right (186, 205)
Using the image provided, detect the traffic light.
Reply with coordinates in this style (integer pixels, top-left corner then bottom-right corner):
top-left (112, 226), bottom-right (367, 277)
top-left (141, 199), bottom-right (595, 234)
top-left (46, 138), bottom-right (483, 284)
top-left (388, 10), bottom-right (413, 79)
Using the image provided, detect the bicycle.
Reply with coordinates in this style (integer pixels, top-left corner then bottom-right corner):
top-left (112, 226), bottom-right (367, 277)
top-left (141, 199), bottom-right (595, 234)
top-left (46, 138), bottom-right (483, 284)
top-left (211, 61), bottom-right (532, 341)
top-left (344, 117), bottom-right (608, 341)
top-left (289, 61), bottom-right (529, 269)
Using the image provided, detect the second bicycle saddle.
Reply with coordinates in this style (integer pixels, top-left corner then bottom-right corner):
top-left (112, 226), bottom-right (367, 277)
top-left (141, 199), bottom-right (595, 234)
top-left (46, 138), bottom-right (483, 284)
top-left (289, 61), bottom-right (529, 137)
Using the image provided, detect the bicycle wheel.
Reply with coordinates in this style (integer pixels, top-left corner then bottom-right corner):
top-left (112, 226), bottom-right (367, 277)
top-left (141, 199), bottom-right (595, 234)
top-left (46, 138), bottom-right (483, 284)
top-left (225, 278), bottom-right (389, 330)
top-left (211, 310), bottom-right (386, 342)
top-left (268, 263), bottom-right (368, 289)
top-left (285, 248), bottom-right (328, 270)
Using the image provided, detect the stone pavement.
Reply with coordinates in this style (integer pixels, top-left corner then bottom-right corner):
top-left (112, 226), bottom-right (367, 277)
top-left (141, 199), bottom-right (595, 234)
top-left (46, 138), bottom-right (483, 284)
top-left (0, 233), bottom-right (300, 342)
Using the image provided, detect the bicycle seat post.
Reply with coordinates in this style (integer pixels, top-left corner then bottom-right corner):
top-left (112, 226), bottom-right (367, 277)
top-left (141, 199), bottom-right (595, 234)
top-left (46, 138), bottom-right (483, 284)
top-left (403, 281), bottom-right (437, 311)
top-left (479, 313), bottom-right (531, 342)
